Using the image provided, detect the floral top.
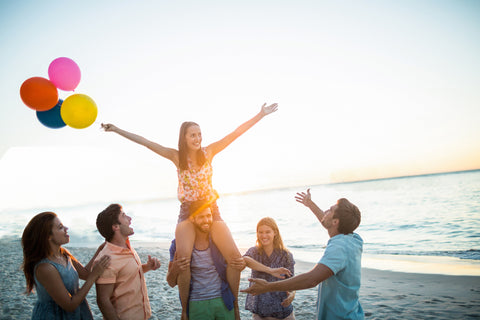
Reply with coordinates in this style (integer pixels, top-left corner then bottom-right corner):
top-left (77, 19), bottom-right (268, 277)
top-left (177, 148), bottom-right (216, 202)
top-left (244, 247), bottom-right (295, 319)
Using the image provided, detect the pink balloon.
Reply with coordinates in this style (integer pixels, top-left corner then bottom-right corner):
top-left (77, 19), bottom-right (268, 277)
top-left (48, 57), bottom-right (81, 91)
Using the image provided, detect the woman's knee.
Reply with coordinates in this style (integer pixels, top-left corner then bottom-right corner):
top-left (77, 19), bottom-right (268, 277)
top-left (176, 220), bottom-right (195, 234)
top-left (175, 221), bottom-right (195, 258)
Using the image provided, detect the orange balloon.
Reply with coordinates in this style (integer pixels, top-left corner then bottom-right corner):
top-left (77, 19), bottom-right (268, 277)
top-left (20, 77), bottom-right (58, 111)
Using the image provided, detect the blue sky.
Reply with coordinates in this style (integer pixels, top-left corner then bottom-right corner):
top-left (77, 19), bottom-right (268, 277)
top-left (1, 0), bottom-right (479, 209)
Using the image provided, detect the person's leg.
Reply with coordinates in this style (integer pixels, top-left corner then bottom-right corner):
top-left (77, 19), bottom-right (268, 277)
top-left (211, 221), bottom-right (242, 320)
top-left (175, 220), bottom-right (195, 320)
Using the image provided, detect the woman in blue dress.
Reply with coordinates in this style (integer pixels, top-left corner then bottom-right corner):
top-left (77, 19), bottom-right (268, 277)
top-left (244, 217), bottom-right (296, 320)
top-left (22, 211), bottom-right (110, 320)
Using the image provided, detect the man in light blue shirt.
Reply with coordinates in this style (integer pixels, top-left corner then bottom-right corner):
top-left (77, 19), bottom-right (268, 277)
top-left (242, 189), bottom-right (364, 320)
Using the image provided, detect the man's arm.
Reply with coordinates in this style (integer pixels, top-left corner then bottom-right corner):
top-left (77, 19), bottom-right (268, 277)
top-left (241, 263), bottom-right (333, 295)
top-left (166, 255), bottom-right (190, 288)
top-left (96, 283), bottom-right (119, 320)
top-left (166, 262), bottom-right (178, 288)
top-left (295, 188), bottom-right (325, 223)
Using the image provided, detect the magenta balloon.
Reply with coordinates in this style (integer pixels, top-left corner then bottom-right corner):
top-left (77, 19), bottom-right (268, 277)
top-left (48, 57), bottom-right (81, 91)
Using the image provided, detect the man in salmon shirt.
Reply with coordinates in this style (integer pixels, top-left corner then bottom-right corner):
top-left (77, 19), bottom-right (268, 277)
top-left (95, 204), bottom-right (161, 320)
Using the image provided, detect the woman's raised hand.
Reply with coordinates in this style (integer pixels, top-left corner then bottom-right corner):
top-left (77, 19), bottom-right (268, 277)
top-left (261, 103), bottom-right (278, 116)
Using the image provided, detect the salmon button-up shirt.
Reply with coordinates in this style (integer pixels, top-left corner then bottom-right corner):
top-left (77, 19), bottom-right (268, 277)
top-left (96, 240), bottom-right (152, 320)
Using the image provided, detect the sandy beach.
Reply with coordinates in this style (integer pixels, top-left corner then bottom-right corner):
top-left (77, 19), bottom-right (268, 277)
top-left (1, 238), bottom-right (479, 320)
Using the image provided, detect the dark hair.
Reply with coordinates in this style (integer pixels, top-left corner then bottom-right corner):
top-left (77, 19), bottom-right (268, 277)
top-left (178, 121), bottom-right (206, 171)
top-left (21, 212), bottom-right (73, 294)
top-left (333, 198), bottom-right (361, 234)
top-left (96, 204), bottom-right (122, 241)
top-left (188, 192), bottom-right (219, 218)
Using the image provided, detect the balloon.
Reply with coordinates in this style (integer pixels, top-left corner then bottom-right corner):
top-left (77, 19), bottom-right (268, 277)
top-left (48, 57), bottom-right (81, 91)
top-left (61, 94), bottom-right (97, 129)
top-left (36, 99), bottom-right (66, 129)
top-left (20, 77), bottom-right (58, 111)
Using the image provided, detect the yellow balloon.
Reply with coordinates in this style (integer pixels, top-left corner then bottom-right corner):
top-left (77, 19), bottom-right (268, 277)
top-left (61, 94), bottom-right (98, 129)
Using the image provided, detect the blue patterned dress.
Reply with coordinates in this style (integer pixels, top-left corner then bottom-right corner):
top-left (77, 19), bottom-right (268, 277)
top-left (31, 257), bottom-right (93, 320)
top-left (244, 247), bottom-right (295, 319)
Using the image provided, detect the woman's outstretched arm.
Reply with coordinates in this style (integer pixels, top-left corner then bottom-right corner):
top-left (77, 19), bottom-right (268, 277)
top-left (69, 242), bottom-right (106, 280)
top-left (206, 102), bottom-right (278, 158)
top-left (244, 256), bottom-right (292, 279)
top-left (101, 123), bottom-right (179, 166)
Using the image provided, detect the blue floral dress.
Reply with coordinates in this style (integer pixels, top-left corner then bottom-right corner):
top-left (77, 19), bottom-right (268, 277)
top-left (244, 247), bottom-right (295, 319)
top-left (32, 258), bottom-right (93, 320)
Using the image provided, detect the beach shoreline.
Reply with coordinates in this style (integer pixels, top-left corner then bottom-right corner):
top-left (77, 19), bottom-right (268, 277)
top-left (1, 238), bottom-right (479, 319)
top-left (127, 239), bottom-right (480, 276)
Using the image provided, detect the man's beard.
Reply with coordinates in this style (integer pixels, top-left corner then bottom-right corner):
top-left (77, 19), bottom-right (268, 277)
top-left (194, 222), bottom-right (211, 234)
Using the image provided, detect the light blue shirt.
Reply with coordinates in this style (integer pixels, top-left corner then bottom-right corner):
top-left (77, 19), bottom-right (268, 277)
top-left (316, 233), bottom-right (364, 320)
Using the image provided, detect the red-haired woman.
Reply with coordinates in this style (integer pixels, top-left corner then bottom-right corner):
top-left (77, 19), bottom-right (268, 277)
top-left (244, 217), bottom-right (296, 320)
top-left (22, 212), bottom-right (110, 319)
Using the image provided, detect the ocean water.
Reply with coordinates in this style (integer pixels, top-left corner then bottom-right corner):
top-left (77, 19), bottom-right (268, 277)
top-left (2, 170), bottom-right (479, 272)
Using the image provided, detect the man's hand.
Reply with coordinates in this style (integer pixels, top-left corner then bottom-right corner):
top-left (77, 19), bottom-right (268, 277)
top-left (166, 255), bottom-right (191, 288)
top-left (295, 188), bottom-right (313, 208)
top-left (144, 255), bottom-right (161, 272)
top-left (173, 256), bottom-right (190, 272)
top-left (240, 278), bottom-right (270, 296)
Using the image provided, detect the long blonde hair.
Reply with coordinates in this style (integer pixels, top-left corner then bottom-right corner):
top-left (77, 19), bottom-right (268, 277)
top-left (256, 217), bottom-right (288, 254)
